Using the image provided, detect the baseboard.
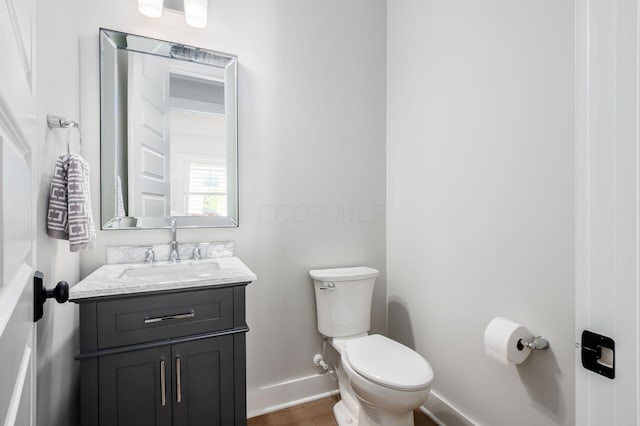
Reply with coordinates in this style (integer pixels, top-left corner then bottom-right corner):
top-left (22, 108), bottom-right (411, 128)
top-left (247, 375), bottom-right (480, 425)
top-left (421, 390), bottom-right (480, 426)
top-left (247, 372), bottom-right (338, 418)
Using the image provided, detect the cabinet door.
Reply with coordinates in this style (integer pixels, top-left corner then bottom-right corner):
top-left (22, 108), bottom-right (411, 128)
top-left (99, 347), bottom-right (173, 426)
top-left (172, 336), bottom-right (235, 426)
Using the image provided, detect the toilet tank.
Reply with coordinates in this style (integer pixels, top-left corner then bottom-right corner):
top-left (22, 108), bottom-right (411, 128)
top-left (309, 267), bottom-right (379, 338)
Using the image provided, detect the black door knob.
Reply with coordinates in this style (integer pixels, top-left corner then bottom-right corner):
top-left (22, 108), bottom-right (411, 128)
top-left (33, 271), bottom-right (70, 322)
top-left (47, 280), bottom-right (69, 304)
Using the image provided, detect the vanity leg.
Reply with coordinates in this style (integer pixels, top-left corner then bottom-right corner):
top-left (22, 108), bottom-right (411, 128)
top-left (234, 333), bottom-right (247, 426)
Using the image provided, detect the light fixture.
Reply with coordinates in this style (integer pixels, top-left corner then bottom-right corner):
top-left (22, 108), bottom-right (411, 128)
top-left (183, 0), bottom-right (208, 28)
top-left (138, 0), bottom-right (164, 18)
top-left (138, 0), bottom-right (208, 29)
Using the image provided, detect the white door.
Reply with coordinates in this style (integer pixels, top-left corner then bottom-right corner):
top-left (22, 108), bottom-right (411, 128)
top-left (127, 52), bottom-right (171, 217)
top-left (575, 0), bottom-right (640, 424)
top-left (0, 0), bottom-right (38, 424)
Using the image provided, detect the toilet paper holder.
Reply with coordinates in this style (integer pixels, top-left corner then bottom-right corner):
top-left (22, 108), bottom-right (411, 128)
top-left (517, 336), bottom-right (550, 351)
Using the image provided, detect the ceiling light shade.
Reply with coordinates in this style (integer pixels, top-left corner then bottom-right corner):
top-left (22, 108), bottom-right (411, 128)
top-left (138, 0), bottom-right (163, 18)
top-left (184, 0), bottom-right (208, 28)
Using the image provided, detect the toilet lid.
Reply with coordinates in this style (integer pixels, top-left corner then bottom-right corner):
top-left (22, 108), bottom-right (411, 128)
top-left (345, 334), bottom-right (433, 391)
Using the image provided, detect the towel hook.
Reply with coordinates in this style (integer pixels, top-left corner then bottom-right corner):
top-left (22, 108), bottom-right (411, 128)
top-left (47, 114), bottom-right (82, 154)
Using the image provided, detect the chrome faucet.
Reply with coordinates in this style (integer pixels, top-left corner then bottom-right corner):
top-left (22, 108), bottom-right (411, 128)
top-left (169, 219), bottom-right (180, 262)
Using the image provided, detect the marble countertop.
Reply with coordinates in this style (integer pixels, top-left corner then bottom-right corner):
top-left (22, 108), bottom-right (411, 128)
top-left (69, 256), bottom-right (257, 301)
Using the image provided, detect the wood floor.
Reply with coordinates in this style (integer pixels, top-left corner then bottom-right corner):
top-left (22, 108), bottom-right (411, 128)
top-left (247, 395), bottom-right (438, 426)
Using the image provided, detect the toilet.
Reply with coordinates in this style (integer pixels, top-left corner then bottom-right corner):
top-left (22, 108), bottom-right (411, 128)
top-left (309, 267), bottom-right (433, 426)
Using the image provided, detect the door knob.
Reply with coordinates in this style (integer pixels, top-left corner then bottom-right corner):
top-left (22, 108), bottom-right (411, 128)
top-left (33, 271), bottom-right (69, 322)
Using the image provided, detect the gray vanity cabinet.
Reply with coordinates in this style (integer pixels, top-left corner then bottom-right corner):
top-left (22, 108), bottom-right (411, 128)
top-left (98, 346), bottom-right (173, 426)
top-left (171, 336), bottom-right (235, 425)
top-left (76, 284), bottom-right (248, 426)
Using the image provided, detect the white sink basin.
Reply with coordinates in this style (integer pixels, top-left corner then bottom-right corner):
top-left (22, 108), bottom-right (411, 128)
top-left (120, 260), bottom-right (221, 281)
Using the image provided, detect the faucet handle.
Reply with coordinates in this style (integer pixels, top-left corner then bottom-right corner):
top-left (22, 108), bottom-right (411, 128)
top-left (193, 244), bottom-right (202, 261)
top-left (145, 247), bottom-right (155, 264)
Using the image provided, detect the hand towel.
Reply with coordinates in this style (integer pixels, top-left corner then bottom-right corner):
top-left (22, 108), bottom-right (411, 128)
top-left (47, 153), bottom-right (96, 251)
top-left (47, 154), bottom-right (69, 240)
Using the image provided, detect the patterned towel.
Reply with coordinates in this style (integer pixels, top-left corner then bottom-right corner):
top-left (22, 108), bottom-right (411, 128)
top-left (47, 153), bottom-right (96, 251)
top-left (47, 154), bottom-right (69, 239)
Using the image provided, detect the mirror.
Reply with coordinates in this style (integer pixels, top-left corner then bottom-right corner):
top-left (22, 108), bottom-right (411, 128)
top-left (100, 29), bottom-right (238, 229)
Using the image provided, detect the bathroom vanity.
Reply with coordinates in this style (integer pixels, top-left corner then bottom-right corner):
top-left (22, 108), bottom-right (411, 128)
top-left (88, 27), bottom-right (250, 425)
top-left (71, 254), bottom-right (256, 426)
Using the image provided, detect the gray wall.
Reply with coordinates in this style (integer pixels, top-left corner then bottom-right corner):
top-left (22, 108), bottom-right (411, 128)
top-left (386, 1), bottom-right (575, 425)
top-left (35, 0), bottom-right (81, 424)
top-left (77, 0), bottom-right (387, 411)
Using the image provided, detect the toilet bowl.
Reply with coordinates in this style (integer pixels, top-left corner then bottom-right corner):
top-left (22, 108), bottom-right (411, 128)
top-left (310, 267), bottom-right (434, 426)
top-left (341, 334), bottom-right (432, 426)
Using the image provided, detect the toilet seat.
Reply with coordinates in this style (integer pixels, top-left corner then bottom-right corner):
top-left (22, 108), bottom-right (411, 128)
top-left (345, 334), bottom-right (433, 391)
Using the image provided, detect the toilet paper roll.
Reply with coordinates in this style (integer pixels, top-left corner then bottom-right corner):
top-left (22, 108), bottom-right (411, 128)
top-left (483, 317), bottom-right (532, 365)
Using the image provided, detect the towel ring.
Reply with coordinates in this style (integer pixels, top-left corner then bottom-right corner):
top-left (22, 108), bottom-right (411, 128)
top-left (65, 126), bottom-right (82, 154)
top-left (47, 113), bottom-right (82, 154)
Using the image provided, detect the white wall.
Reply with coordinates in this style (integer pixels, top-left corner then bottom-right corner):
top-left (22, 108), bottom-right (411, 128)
top-left (76, 0), bottom-right (387, 413)
top-left (387, 2), bottom-right (575, 425)
top-left (34, 0), bottom-right (81, 425)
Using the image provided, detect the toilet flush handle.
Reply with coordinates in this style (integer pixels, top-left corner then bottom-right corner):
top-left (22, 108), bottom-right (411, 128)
top-left (319, 282), bottom-right (335, 290)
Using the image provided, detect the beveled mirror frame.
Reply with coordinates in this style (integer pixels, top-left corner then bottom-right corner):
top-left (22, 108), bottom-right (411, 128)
top-left (100, 28), bottom-right (238, 230)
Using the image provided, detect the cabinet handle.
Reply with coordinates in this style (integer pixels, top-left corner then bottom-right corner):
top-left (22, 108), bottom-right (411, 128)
top-left (176, 356), bottom-right (182, 403)
top-left (160, 360), bottom-right (166, 407)
top-left (144, 311), bottom-right (195, 324)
